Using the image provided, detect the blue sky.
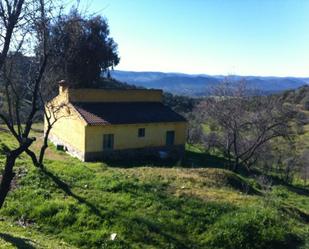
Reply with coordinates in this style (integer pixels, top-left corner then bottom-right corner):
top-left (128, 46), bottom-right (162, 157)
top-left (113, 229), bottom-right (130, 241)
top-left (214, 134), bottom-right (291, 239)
top-left (83, 0), bottom-right (309, 77)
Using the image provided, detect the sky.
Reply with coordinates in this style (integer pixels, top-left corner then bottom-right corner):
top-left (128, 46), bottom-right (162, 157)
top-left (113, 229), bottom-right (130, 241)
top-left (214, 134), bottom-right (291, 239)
top-left (80, 0), bottom-right (309, 77)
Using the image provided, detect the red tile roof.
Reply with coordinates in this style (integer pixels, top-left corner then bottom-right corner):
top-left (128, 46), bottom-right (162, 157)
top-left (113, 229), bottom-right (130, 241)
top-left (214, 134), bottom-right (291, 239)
top-left (73, 102), bottom-right (186, 125)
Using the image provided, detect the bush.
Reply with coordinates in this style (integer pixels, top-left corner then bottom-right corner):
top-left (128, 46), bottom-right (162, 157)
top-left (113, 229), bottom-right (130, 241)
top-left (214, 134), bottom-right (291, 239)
top-left (303, 100), bottom-right (309, 110)
top-left (202, 207), bottom-right (300, 249)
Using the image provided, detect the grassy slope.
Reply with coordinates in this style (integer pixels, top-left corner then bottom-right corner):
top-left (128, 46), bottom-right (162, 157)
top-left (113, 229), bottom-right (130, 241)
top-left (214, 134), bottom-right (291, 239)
top-left (0, 127), bottom-right (308, 249)
top-left (0, 221), bottom-right (76, 249)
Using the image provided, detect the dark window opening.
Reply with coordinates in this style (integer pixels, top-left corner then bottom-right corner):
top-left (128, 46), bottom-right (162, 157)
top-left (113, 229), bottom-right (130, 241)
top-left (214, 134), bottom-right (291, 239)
top-left (138, 128), bottom-right (145, 137)
top-left (56, 144), bottom-right (64, 151)
top-left (103, 134), bottom-right (114, 150)
top-left (166, 131), bottom-right (175, 146)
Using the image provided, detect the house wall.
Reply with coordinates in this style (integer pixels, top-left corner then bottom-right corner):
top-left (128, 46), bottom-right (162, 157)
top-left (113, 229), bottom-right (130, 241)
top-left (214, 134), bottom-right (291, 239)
top-left (84, 122), bottom-right (187, 158)
top-left (46, 104), bottom-right (86, 160)
top-left (68, 89), bottom-right (163, 103)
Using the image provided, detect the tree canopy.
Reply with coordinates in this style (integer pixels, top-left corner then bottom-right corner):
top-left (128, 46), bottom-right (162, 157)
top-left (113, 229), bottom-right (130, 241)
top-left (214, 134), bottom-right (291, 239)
top-left (49, 9), bottom-right (120, 88)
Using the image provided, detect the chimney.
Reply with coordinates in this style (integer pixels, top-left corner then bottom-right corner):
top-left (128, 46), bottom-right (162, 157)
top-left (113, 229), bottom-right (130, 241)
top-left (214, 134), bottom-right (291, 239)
top-left (58, 80), bottom-right (68, 95)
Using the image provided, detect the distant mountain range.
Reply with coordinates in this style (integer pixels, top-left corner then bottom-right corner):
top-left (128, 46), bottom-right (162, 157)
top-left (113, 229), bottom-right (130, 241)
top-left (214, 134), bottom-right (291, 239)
top-left (111, 70), bottom-right (309, 96)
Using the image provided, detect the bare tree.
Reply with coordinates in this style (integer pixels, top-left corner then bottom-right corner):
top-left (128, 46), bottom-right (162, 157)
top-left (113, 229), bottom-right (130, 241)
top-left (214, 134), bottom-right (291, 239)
top-left (198, 80), bottom-right (294, 172)
top-left (298, 149), bottom-right (309, 185)
top-left (0, 0), bottom-right (56, 208)
top-left (0, 0), bottom-right (24, 69)
top-left (26, 83), bottom-right (70, 168)
top-left (0, 0), bottom-right (118, 208)
top-left (0, 0), bottom-right (29, 209)
top-left (187, 112), bottom-right (203, 144)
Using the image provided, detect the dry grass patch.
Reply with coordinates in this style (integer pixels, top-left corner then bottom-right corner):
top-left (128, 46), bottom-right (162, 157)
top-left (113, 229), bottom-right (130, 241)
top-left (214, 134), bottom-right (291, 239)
top-left (119, 167), bottom-right (259, 205)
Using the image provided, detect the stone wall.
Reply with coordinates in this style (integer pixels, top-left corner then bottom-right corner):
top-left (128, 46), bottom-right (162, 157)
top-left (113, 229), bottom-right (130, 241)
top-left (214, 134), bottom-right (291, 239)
top-left (49, 134), bottom-right (85, 161)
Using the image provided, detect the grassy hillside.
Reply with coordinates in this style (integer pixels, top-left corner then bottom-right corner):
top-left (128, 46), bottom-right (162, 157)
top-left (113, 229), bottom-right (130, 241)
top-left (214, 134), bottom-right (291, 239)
top-left (0, 126), bottom-right (308, 249)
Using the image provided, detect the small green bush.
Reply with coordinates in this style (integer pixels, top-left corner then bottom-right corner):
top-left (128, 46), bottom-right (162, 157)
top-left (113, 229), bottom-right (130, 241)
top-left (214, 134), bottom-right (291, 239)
top-left (202, 206), bottom-right (299, 249)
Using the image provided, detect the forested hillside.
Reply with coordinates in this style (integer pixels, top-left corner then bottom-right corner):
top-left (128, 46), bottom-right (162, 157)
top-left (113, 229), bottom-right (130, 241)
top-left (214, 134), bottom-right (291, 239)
top-left (111, 70), bottom-right (309, 96)
top-left (279, 85), bottom-right (309, 110)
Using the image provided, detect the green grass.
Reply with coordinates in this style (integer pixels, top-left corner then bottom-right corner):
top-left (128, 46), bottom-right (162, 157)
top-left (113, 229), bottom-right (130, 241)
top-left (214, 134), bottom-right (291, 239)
top-left (202, 206), bottom-right (301, 249)
top-left (0, 127), bottom-right (308, 249)
top-left (0, 221), bottom-right (75, 249)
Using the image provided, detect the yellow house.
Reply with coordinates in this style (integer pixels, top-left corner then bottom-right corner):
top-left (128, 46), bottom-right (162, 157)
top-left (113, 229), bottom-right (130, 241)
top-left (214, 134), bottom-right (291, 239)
top-left (46, 82), bottom-right (187, 161)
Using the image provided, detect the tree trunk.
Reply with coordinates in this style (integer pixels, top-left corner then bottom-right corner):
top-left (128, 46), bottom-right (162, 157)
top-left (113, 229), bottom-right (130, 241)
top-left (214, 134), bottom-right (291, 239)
top-left (38, 127), bottom-right (51, 166)
top-left (0, 139), bottom-right (34, 209)
top-left (25, 148), bottom-right (41, 168)
top-left (24, 124), bottom-right (52, 169)
top-left (0, 153), bottom-right (17, 208)
top-left (232, 157), bottom-right (239, 173)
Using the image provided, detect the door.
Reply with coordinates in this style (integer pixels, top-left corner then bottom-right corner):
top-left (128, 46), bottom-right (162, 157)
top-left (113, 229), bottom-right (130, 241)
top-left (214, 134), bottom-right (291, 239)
top-left (166, 131), bottom-right (175, 146)
top-left (103, 134), bottom-right (114, 150)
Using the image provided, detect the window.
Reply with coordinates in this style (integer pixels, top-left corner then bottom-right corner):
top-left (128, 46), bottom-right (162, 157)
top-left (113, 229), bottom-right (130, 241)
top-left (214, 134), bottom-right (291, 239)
top-left (138, 128), bottom-right (145, 137)
top-left (103, 134), bottom-right (114, 150)
top-left (166, 131), bottom-right (175, 146)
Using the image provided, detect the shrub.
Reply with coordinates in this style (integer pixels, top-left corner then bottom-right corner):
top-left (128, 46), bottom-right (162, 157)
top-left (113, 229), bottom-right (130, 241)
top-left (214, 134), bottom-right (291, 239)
top-left (303, 100), bottom-right (309, 111)
top-left (202, 206), bottom-right (300, 249)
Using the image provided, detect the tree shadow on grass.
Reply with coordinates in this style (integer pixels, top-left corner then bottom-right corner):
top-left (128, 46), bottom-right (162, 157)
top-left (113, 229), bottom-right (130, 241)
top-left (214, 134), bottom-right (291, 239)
top-left (264, 174), bottom-right (309, 197)
top-left (182, 150), bottom-right (228, 169)
top-left (0, 233), bottom-right (35, 249)
top-left (104, 155), bottom-right (180, 168)
top-left (131, 217), bottom-right (191, 249)
top-left (41, 168), bottom-right (105, 219)
top-left (104, 149), bottom-right (230, 170)
top-left (286, 184), bottom-right (309, 196)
